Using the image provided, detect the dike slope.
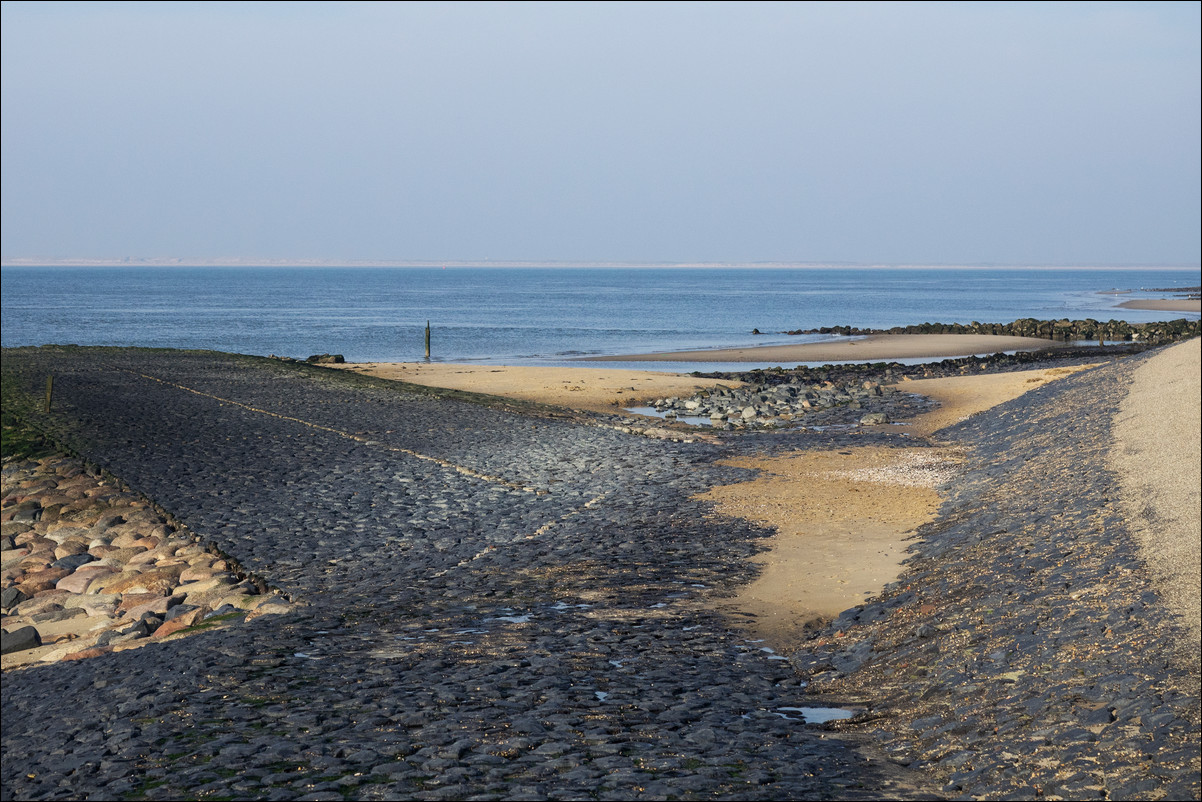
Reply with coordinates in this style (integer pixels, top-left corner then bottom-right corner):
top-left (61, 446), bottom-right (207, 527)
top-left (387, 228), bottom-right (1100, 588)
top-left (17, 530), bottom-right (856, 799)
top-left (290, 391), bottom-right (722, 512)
top-left (1, 347), bottom-right (930, 801)
top-left (793, 344), bottom-right (1201, 800)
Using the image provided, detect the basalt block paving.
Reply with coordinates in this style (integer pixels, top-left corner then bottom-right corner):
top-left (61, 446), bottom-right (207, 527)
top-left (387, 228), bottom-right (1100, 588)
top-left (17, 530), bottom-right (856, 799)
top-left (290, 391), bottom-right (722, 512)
top-left (0, 345), bottom-right (1198, 800)
top-left (0, 348), bottom-right (929, 800)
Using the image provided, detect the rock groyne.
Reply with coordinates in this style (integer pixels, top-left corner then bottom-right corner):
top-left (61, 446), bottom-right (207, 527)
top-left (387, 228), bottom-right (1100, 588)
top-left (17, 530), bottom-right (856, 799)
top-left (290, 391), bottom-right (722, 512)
top-left (784, 317), bottom-right (1201, 345)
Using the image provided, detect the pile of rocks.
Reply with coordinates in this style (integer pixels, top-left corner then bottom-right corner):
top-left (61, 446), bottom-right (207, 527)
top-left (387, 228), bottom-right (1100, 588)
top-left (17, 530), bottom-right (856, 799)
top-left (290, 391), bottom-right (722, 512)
top-left (1, 455), bottom-right (291, 667)
top-left (304, 353), bottom-right (345, 364)
top-left (784, 316), bottom-right (1202, 346)
top-left (647, 379), bottom-right (912, 429)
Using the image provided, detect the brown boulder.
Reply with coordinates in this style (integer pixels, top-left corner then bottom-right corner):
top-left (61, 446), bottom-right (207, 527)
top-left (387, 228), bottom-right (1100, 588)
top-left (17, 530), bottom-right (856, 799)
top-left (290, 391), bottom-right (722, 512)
top-left (16, 566), bottom-right (72, 595)
top-left (245, 599), bottom-right (292, 621)
top-left (121, 594), bottom-right (182, 620)
top-left (53, 540), bottom-right (91, 560)
top-left (178, 565), bottom-right (216, 583)
top-left (39, 506), bottom-right (64, 523)
top-left (150, 607), bottom-right (209, 638)
top-left (101, 565), bottom-right (185, 596)
top-left (109, 531), bottom-right (144, 549)
top-left (44, 523), bottom-right (89, 541)
top-left (17, 535), bottom-right (55, 552)
top-left (62, 646), bottom-right (114, 661)
top-left (18, 554), bottom-right (53, 572)
top-left (128, 547), bottom-right (182, 567)
top-left (115, 592), bottom-right (163, 612)
top-left (103, 546), bottom-right (148, 564)
top-left (54, 566), bottom-right (116, 594)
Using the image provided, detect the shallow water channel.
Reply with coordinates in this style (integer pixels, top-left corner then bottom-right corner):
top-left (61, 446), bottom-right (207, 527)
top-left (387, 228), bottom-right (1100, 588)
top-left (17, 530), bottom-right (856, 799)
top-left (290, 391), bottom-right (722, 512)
top-left (625, 406), bottom-right (716, 426)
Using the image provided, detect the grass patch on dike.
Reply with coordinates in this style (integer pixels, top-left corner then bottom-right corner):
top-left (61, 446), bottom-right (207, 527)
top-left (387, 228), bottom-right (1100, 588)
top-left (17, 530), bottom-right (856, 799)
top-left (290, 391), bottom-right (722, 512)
top-left (0, 406), bottom-right (57, 460)
top-left (0, 368), bottom-right (57, 460)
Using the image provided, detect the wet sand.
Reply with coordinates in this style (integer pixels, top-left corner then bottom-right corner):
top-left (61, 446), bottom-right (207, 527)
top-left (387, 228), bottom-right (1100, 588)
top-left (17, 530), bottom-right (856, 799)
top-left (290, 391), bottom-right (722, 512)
top-left (894, 364), bottom-right (1098, 436)
top-left (698, 364), bottom-right (1098, 645)
top-left (698, 447), bottom-right (957, 644)
top-left (1117, 298), bottom-right (1201, 313)
top-left (580, 333), bottom-right (1062, 363)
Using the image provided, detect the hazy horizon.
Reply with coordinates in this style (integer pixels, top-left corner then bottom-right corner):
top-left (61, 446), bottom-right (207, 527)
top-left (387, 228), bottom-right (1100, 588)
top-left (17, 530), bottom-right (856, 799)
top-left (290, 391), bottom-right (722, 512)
top-left (3, 2), bottom-right (1200, 266)
top-left (4, 259), bottom-right (1200, 272)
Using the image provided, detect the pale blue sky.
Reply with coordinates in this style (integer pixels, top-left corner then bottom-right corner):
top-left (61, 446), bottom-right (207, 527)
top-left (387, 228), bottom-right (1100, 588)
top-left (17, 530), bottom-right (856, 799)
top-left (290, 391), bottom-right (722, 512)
top-left (2, 1), bottom-right (1199, 265)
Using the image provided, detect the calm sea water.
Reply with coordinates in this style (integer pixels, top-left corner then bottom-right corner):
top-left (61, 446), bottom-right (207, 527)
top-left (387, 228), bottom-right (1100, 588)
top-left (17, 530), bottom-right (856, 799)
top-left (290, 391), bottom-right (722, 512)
top-left (2, 266), bottom-right (1198, 368)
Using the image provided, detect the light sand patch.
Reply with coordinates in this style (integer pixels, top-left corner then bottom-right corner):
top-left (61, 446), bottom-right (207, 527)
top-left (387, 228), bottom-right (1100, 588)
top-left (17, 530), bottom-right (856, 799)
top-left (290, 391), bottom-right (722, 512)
top-left (894, 364), bottom-right (1098, 436)
top-left (698, 447), bottom-right (960, 647)
top-left (1111, 339), bottom-right (1201, 667)
top-left (1117, 298), bottom-right (1201, 313)
top-left (701, 364), bottom-right (1103, 650)
top-left (582, 333), bottom-right (1062, 363)
top-left (331, 363), bottom-right (744, 414)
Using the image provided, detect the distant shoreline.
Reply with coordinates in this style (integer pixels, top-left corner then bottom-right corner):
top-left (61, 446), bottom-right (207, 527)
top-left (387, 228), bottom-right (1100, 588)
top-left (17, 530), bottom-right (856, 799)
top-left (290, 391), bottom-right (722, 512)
top-left (3, 259), bottom-right (1200, 271)
top-left (579, 333), bottom-right (1068, 363)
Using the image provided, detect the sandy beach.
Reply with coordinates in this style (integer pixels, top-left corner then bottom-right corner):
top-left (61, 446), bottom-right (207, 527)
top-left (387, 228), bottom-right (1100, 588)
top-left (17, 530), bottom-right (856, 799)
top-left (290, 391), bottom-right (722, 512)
top-left (1117, 298), bottom-right (1201, 313)
top-left (333, 362), bottom-right (746, 413)
top-left (333, 333), bottom-right (1069, 415)
top-left (580, 333), bottom-right (1062, 363)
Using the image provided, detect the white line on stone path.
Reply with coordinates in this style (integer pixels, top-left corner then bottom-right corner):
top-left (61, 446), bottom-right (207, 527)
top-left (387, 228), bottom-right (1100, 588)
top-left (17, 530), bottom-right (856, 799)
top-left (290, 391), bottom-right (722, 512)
top-left (119, 368), bottom-right (615, 585)
top-left (431, 492), bottom-right (611, 578)
top-left (122, 369), bottom-right (541, 494)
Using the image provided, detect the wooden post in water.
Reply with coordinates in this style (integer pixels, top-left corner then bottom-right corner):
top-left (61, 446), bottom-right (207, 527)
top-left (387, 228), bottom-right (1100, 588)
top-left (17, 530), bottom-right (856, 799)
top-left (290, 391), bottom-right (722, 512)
top-left (44, 376), bottom-right (54, 413)
top-left (425, 321), bottom-right (431, 360)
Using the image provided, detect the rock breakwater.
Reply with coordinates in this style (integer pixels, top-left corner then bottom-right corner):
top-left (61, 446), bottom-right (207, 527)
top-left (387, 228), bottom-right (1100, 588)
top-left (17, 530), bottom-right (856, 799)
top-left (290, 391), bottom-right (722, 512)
top-left (2, 455), bottom-right (291, 667)
top-left (645, 378), bottom-right (930, 429)
top-left (783, 316), bottom-right (1201, 345)
top-left (696, 341), bottom-right (1150, 387)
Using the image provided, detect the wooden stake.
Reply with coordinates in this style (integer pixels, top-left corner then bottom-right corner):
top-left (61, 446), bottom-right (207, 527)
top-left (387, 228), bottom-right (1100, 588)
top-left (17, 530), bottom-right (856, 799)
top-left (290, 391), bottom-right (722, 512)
top-left (425, 321), bottom-right (431, 360)
top-left (44, 375), bottom-right (54, 413)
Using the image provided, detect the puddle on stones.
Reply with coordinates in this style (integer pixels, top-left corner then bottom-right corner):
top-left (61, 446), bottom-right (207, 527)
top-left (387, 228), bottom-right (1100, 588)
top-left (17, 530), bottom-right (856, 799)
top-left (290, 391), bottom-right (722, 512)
top-left (625, 407), bottom-right (871, 432)
top-left (625, 406), bottom-right (715, 426)
top-left (776, 706), bottom-right (858, 724)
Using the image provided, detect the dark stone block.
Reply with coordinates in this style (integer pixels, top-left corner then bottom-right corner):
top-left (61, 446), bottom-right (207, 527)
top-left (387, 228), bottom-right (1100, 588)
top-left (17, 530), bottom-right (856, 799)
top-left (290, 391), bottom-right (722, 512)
top-left (1, 625), bottom-right (42, 654)
top-left (53, 553), bottom-right (96, 571)
top-left (1, 586), bottom-right (30, 611)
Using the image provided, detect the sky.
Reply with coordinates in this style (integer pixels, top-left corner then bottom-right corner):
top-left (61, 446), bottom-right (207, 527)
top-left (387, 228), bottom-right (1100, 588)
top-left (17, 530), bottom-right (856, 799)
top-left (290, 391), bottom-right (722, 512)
top-left (1, 1), bottom-right (1199, 266)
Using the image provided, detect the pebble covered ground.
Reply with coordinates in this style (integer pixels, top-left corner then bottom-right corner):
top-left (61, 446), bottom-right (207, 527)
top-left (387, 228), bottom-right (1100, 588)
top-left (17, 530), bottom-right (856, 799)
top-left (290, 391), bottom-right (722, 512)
top-left (1, 346), bottom-right (1198, 800)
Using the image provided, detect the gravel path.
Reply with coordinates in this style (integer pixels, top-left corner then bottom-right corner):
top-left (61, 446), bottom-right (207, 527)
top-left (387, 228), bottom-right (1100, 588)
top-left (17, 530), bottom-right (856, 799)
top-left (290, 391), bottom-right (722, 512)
top-left (2, 345), bottom-right (1198, 801)
top-left (2, 349), bottom-right (924, 801)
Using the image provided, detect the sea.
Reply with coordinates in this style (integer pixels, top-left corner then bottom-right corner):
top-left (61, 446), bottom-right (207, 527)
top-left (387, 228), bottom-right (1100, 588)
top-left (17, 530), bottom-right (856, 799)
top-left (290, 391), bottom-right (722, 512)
top-left (2, 265), bottom-right (1198, 371)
